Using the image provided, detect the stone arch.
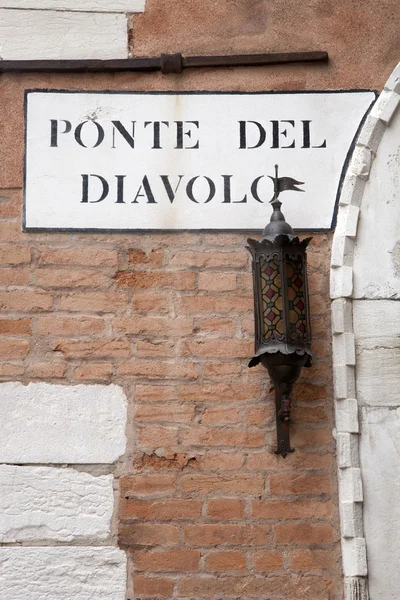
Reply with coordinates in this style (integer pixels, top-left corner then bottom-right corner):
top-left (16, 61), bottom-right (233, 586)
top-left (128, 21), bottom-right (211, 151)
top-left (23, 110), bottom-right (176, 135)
top-left (331, 63), bottom-right (400, 600)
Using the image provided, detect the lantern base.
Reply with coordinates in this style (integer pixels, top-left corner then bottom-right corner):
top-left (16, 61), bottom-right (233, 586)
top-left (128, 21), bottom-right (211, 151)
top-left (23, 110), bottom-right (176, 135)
top-left (258, 352), bottom-right (309, 457)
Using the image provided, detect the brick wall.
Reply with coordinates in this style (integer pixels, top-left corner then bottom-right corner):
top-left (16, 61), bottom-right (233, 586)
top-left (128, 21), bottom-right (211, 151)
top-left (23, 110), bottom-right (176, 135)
top-left (0, 185), bottom-right (342, 599)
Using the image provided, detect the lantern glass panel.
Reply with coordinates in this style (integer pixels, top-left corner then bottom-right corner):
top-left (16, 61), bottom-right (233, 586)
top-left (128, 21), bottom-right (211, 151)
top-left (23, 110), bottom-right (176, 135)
top-left (260, 255), bottom-right (284, 342)
top-left (286, 254), bottom-right (308, 342)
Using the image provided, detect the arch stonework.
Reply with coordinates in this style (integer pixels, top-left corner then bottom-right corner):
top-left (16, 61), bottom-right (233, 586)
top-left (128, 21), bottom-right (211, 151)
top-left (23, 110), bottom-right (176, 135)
top-left (331, 63), bottom-right (400, 600)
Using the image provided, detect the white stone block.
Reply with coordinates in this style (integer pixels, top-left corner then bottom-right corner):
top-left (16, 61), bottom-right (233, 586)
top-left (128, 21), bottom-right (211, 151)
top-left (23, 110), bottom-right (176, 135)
top-left (331, 298), bottom-right (353, 334)
top-left (336, 398), bottom-right (359, 433)
top-left (360, 406), bottom-right (400, 599)
top-left (348, 145), bottom-right (373, 180)
top-left (330, 266), bottom-right (353, 299)
top-left (331, 234), bottom-right (354, 268)
top-left (338, 174), bottom-right (366, 207)
top-left (342, 538), bottom-right (368, 577)
top-left (337, 433), bottom-right (360, 469)
top-left (356, 346), bottom-right (400, 406)
top-left (1, 0), bottom-right (145, 11)
top-left (339, 467), bottom-right (363, 503)
top-left (356, 114), bottom-right (385, 152)
top-left (332, 333), bottom-right (356, 366)
top-left (0, 9), bottom-right (128, 60)
top-left (370, 89), bottom-right (400, 125)
top-left (384, 62), bottom-right (400, 95)
top-left (334, 364), bottom-right (356, 400)
top-left (344, 576), bottom-right (369, 600)
top-left (340, 205), bottom-right (360, 238)
top-left (340, 501), bottom-right (364, 538)
top-left (354, 300), bottom-right (400, 338)
top-left (0, 547), bottom-right (126, 600)
top-left (0, 465), bottom-right (114, 543)
top-left (0, 383), bottom-right (126, 463)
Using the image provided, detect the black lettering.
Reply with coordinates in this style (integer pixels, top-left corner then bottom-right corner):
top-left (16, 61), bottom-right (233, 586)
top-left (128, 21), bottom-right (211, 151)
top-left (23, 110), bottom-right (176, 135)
top-left (111, 121), bottom-right (136, 148)
top-left (271, 120), bottom-right (295, 149)
top-left (160, 175), bottom-right (184, 203)
top-left (75, 121), bottom-right (105, 148)
top-left (132, 176), bottom-right (157, 203)
top-left (239, 121), bottom-right (266, 149)
top-left (50, 119), bottom-right (71, 147)
top-left (301, 120), bottom-right (326, 148)
top-left (175, 121), bottom-right (200, 149)
top-left (81, 174), bottom-right (109, 203)
top-left (222, 175), bottom-right (247, 203)
top-left (144, 121), bottom-right (169, 149)
top-left (186, 176), bottom-right (216, 204)
top-left (250, 176), bottom-right (265, 203)
top-left (115, 175), bottom-right (126, 203)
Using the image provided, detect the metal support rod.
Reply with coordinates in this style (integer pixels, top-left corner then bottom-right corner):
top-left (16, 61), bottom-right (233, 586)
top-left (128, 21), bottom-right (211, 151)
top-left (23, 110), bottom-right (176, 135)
top-left (0, 51), bottom-right (328, 74)
top-left (274, 384), bottom-right (294, 458)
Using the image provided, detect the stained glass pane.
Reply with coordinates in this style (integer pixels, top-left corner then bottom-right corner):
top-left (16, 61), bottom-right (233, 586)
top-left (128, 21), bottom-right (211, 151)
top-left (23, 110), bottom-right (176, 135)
top-left (286, 255), bottom-right (307, 341)
top-left (260, 256), bottom-right (284, 341)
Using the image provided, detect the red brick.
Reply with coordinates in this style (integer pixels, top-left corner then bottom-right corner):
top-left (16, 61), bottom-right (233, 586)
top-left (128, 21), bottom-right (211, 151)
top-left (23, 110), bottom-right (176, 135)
top-left (177, 575), bottom-right (331, 598)
top-left (194, 317), bottom-right (234, 335)
top-left (170, 250), bottom-right (248, 268)
top-left (247, 452), bottom-right (333, 471)
top-left (181, 339), bottom-right (252, 358)
top-left (205, 550), bottom-right (246, 572)
top-left (119, 523), bottom-right (179, 546)
top-left (203, 362), bottom-right (241, 377)
top-left (26, 362), bottom-right (67, 379)
top-left (0, 291), bottom-right (53, 311)
top-left (291, 428), bottom-right (333, 449)
top-left (0, 318), bottom-right (31, 335)
top-left (269, 473), bottom-right (331, 496)
top-left (198, 272), bottom-right (237, 291)
top-left (201, 406), bottom-right (241, 425)
top-left (179, 295), bottom-right (252, 313)
top-left (290, 549), bottom-right (335, 570)
top-left (131, 292), bottom-right (169, 312)
top-left (59, 292), bottom-right (126, 312)
top-left (275, 523), bottom-right (335, 544)
top-left (134, 550), bottom-right (200, 572)
top-left (135, 385), bottom-right (178, 402)
top-left (52, 339), bottom-right (130, 359)
top-left (0, 339), bottom-right (29, 358)
top-left (137, 426), bottom-right (179, 448)
top-left (120, 498), bottom-right (201, 520)
top-left (115, 270), bottom-right (195, 290)
top-left (184, 524), bottom-right (270, 546)
top-left (0, 245), bottom-right (30, 264)
top-left (252, 500), bottom-right (333, 520)
top-left (119, 360), bottom-right (198, 380)
top-left (182, 427), bottom-right (264, 448)
top-left (113, 316), bottom-right (193, 335)
top-left (203, 452), bottom-right (244, 471)
top-left (0, 193), bottom-right (21, 218)
top-left (0, 268), bottom-right (30, 286)
top-left (136, 340), bottom-right (176, 357)
top-left (34, 268), bottom-right (110, 288)
top-left (74, 363), bottom-right (113, 381)
top-left (133, 575), bottom-right (173, 597)
top-left (37, 247), bottom-right (118, 267)
top-left (246, 405), bottom-right (274, 425)
top-left (134, 404), bottom-right (195, 423)
top-left (206, 498), bottom-right (245, 520)
top-left (121, 474), bottom-right (177, 496)
top-left (128, 248), bottom-right (164, 266)
top-left (0, 363), bottom-right (25, 377)
top-left (181, 474), bottom-right (263, 495)
top-left (294, 406), bottom-right (327, 423)
top-left (253, 550), bottom-right (283, 571)
top-left (178, 382), bottom-right (261, 402)
top-left (294, 383), bottom-right (329, 402)
top-left (38, 316), bottom-right (104, 335)
top-left (0, 222), bottom-right (24, 242)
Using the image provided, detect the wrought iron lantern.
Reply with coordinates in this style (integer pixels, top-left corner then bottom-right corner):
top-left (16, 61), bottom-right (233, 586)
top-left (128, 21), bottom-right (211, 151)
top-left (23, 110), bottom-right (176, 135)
top-left (246, 165), bottom-right (313, 457)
